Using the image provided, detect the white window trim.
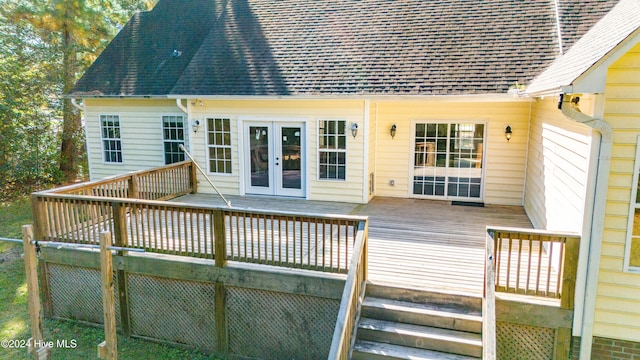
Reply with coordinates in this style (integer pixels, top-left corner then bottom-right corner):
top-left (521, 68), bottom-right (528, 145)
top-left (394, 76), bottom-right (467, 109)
top-left (205, 116), bottom-right (234, 176)
top-left (160, 114), bottom-right (188, 165)
top-left (623, 135), bottom-right (640, 273)
top-left (408, 120), bottom-right (487, 201)
top-left (317, 119), bottom-right (348, 181)
top-left (99, 114), bottom-right (124, 165)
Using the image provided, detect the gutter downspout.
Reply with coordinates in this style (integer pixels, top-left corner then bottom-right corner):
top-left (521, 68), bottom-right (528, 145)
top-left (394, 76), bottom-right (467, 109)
top-left (176, 98), bottom-right (188, 114)
top-left (560, 95), bottom-right (613, 360)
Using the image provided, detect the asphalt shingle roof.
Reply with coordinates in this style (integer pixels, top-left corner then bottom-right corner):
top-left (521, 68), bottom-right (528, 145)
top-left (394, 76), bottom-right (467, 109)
top-left (527, 0), bottom-right (640, 94)
top-left (70, 0), bottom-right (618, 97)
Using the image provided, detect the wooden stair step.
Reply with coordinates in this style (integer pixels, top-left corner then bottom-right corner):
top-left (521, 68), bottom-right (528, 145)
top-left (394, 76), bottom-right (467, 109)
top-left (365, 283), bottom-right (482, 312)
top-left (352, 340), bottom-right (481, 360)
top-left (358, 318), bottom-right (483, 358)
top-left (362, 296), bottom-right (482, 333)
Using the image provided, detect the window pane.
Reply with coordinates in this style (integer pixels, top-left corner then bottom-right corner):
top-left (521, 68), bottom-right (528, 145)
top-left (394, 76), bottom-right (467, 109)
top-left (631, 209), bottom-right (640, 267)
top-left (206, 118), bottom-right (232, 173)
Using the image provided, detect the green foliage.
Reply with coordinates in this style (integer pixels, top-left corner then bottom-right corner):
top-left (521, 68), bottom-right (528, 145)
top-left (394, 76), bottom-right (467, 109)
top-left (0, 0), bottom-right (156, 193)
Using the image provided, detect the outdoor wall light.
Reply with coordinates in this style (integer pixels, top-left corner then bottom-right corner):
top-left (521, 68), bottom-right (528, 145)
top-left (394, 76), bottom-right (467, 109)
top-left (390, 124), bottom-right (397, 139)
top-left (505, 125), bottom-right (512, 142)
top-left (351, 122), bottom-right (359, 138)
top-left (192, 119), bottom-right (201, 133)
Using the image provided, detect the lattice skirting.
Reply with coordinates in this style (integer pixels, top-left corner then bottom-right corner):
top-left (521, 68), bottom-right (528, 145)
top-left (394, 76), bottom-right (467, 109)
top-left (127, 274), bottom-right (217, 351)
top-left (497, 322), bottom-right (555, 360)
top-left (47, 263), bottom-right (121, 327)
top-left (227, 287), bottom-right (339, 360)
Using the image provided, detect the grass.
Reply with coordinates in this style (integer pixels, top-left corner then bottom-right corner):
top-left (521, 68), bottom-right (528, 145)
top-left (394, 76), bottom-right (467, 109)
top-left (0, 197), bottom-right (219, 359)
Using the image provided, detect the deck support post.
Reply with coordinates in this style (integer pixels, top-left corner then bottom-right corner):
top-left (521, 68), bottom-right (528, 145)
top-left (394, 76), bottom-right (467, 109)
top-left (98, 231), bottom-right (118, 360)
top-left (554, 236), bottom-right (580, 360)
top-left (30, 196), bottom-right (52, 318)
top-left (112, 203), bottom-right (131, 336)
top-left (23, 225), bottom-right (50, 360)
top-left (215, 282), bottom-right (228, 355)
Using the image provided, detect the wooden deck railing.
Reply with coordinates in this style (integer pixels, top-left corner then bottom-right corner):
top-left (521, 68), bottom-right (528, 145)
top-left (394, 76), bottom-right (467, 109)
top-left (39, 161), bottom-right (196, 201)
top-left (486, 227), bottom-right (580, 359)
top-left (328, 221), bottom-right (368, 359)
top-left (489, 227), bottom-right (580, 299)
top-left (30, 163), bottom-right (365, 273)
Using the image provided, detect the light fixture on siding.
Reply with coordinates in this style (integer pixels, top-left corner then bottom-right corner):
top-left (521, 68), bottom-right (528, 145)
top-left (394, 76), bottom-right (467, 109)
top-left (192, 119), bottom-right (201, 133)
top-left (351, 122), bottom-right (359, 138)
top-left (505, 125), bottom-right (512, 142)
top-left (390, 124), bottom-right (397, 139)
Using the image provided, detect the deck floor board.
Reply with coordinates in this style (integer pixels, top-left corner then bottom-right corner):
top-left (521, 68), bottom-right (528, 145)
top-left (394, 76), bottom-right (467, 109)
top-left (177, 195), bottom-right (537, 294)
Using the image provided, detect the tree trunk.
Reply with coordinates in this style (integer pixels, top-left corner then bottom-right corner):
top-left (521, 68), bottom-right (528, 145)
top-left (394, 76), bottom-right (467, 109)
top-left (59, 25), bottom-right (81, 182)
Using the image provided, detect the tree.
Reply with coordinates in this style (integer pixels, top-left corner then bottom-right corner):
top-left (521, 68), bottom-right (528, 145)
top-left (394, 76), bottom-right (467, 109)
top-left (6, 0), bottom-right (155, 182)
top-left (0, 6), bottom-right (62, 200)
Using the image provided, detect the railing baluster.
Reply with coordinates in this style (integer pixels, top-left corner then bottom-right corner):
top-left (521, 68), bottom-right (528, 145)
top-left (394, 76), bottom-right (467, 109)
top-left (506, 233), bottom-right (512, 292)
top-left (516, 234), bottom-right (522, 293)
top-left (526, 234), bottom-right (532, 294)
top-left (546, 239), bottom-right (554, 297)
top-left (536, 236), bottom-right (543, 295)
top-left (556, 239), bottom-right (565, 297)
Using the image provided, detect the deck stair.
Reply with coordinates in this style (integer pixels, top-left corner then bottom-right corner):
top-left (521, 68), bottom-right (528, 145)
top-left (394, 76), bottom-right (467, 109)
top-left (352, 284), bottom-right (483, 360)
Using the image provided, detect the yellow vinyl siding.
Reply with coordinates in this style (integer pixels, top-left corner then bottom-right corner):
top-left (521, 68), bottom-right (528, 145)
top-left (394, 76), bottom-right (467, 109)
top-left (371, 99), bottom-right (531, 205)
top-left (524, 97), bottom-right (593, 232)
top-left (190, 99), bottom-right (366, 203)
top-left (84, 99), bottom-right (182, 179)
top-left (596, 42), bottom-right (640, 342)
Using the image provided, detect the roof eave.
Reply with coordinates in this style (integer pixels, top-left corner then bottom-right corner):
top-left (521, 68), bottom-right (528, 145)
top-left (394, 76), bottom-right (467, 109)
top-left (527, 26), bottom-right (640, 97)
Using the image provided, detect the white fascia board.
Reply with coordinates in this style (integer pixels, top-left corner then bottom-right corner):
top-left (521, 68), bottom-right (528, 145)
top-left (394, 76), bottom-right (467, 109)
top-left (565, 28), bottom-right (640, 96)
top-left (166, 93), bottom-right (534, 103)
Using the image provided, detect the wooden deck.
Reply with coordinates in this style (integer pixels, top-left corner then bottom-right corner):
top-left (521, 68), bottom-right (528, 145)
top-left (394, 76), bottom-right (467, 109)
top-left (177, 195), bottom-right (533, 294)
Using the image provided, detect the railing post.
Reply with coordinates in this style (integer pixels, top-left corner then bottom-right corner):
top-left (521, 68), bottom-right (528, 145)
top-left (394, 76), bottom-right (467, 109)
top-left (22, 225), bottom-right (50, 359)
top-left (30, 195), bottom-right (52, 318)
top-left (190, 161), bottom-right (198, 194)
top-left (128, 175), bottom-right (139, 199)
top-left (214, 210), bottom-right (227, 267)
top-left (483, 229), bottom-right (497, 360)
top-left (112, 202), bottom-right (131, 336)
top-left (554, 236), bottom-right (580, 360)
top-left (98, 231), bottom-right (117, 360)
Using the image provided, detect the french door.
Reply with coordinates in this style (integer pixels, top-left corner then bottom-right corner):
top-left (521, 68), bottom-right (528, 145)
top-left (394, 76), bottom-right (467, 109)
top-left (244, 122), bottom-right (305, 197)
top-left (412, 122), bottom-right (485, 201)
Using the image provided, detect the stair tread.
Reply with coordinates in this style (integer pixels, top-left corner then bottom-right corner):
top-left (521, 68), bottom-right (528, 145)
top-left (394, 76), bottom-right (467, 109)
top-left (364, 297), bottom-right (482, 319)
top-left (359, 318), bottom-right (482, 346)
top-left (354, 340), bottom-right (481, 360)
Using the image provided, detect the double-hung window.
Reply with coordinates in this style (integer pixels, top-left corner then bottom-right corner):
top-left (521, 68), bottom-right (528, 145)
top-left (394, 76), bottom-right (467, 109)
top-left (162, 115), bottom-right (186, 164)
top-left (101, 115), bottom-right (122, 163)
top-left (318, 120), bottom-right (346, 180)
top-left (207, 118), bottom-right (232, 174)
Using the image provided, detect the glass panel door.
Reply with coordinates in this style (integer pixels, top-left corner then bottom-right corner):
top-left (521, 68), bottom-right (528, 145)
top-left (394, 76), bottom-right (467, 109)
top-left (277, 125), bottom-right (302, 193)
top-left (245, 122), bottom-right (305, 197)
top-left (413, 122), bottom-right (484, 200)
top-left (247, 125), bottom-right (272, 195)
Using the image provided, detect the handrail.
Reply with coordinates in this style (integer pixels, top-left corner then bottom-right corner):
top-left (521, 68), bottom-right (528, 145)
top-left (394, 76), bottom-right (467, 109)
top-left (483, 229), bottom-right (497, 360)
top-left (32, 192), bottom-right (368, 222)
top-left (328, 220), bottom-right (368, 359)
top-left (40, 161), bottom-right (193, 195)
top-left (179, 144), bottom-right (231, 208)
